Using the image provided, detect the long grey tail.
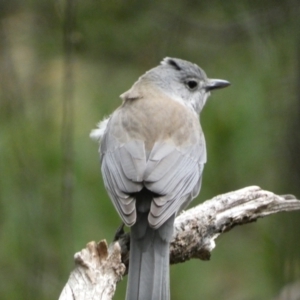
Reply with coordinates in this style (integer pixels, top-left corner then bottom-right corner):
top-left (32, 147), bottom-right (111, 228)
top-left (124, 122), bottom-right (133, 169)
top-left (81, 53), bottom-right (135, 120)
top-left (126, 208), bottom-right (175, 300)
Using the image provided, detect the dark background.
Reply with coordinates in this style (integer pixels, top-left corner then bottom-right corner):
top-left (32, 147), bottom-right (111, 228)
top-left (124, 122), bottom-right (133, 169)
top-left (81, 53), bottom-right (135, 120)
top-left (1, 1), bottom-right (300, 299)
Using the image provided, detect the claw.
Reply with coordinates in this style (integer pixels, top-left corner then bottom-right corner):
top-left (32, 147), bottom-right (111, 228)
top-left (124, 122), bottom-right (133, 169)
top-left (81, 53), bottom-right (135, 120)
top-left (113, 223), bottom-right (125, 241)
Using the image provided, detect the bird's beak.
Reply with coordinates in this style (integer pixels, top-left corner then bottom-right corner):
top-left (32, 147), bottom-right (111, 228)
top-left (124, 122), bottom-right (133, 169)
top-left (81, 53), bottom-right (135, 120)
top-left (206, 79), bottom-right (230, 91)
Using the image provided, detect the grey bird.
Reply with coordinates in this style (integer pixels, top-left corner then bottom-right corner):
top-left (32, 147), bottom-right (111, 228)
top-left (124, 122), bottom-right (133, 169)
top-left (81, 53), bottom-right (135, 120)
top-left (90, 57), bottom-right (230, 300)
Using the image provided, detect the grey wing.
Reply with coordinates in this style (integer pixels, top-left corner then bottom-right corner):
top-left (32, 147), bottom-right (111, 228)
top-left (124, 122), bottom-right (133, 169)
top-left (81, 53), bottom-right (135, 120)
top-left (100, 109), bottom-right (206, 229)
top-left (144, 140), bottom-right (206, 229)
top-left (101, 131), bottom-right (147, 226)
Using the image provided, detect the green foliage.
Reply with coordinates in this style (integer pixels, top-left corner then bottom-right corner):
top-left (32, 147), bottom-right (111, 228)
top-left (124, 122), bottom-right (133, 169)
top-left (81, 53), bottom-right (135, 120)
top-left (0, 1), bottom-right (300, 299)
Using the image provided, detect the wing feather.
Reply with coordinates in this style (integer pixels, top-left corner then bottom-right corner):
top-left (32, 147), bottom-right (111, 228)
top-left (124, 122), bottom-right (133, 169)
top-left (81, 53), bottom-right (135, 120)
top-left (145, 143), bottom-right (205, 229)
top-left (99, 95), bottom-right (206, 228)
top-left (101, 131), bottom-right (146, 226)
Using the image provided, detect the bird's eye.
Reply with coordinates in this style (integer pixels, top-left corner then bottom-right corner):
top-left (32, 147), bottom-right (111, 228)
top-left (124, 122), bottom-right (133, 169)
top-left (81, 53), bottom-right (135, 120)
top-left (186, 80), bottom-right (198, 90)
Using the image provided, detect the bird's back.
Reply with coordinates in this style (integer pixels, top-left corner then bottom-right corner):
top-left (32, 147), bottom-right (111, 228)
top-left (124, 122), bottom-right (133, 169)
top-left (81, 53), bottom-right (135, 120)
top-left (107, 83), bottom-right (205, 155)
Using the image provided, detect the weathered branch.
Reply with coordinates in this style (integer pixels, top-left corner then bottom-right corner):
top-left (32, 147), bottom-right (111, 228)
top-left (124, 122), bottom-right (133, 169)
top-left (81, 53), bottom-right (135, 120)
top-left (59, 186), bottom-right (300, 300)
top-left (59, 241), bottom-right (125, 300)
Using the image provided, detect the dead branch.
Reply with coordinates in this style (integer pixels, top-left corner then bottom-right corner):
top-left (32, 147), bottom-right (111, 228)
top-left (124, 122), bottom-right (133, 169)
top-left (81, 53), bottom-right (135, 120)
top-left (59, 186), bottom-right (300, 300)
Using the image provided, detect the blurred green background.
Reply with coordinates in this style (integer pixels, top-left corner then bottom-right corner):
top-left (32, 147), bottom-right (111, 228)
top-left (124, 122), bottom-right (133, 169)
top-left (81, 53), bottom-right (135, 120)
top-left (1, 1), bottom-right (300, 299)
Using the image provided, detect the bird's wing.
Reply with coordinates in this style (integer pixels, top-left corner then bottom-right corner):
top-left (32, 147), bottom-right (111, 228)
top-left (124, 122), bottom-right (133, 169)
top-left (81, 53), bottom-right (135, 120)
top-left (100, 121), bottom-right (147, 226)
top-left (100, 89), bottom-right (206, 228)
top-left (144, 140), bottom-right (205, 229)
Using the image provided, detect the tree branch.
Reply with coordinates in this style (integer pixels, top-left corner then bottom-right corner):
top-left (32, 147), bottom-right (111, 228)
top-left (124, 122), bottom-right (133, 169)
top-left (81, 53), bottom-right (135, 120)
top-left (58, 186), bottom-right (300, 300)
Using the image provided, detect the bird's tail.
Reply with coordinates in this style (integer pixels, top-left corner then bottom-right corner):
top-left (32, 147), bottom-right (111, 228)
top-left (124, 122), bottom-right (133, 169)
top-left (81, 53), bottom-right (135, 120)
top-left (126, 212), bottom-right (175, 300)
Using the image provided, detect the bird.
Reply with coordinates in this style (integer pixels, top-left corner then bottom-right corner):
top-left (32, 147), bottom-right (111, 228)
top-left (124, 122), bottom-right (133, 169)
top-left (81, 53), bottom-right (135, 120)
top-left (90, 57), bottom-right (230, 300)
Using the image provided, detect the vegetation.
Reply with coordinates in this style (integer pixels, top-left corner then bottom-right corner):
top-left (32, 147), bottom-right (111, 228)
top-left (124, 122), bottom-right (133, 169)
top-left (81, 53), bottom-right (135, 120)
top-left (0, 1), bottom-right (299, 299)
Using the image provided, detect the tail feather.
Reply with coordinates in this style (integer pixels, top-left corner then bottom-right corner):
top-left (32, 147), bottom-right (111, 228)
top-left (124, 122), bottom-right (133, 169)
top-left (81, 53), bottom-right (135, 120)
top-left (126, 214), bottom-right (174, 300)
